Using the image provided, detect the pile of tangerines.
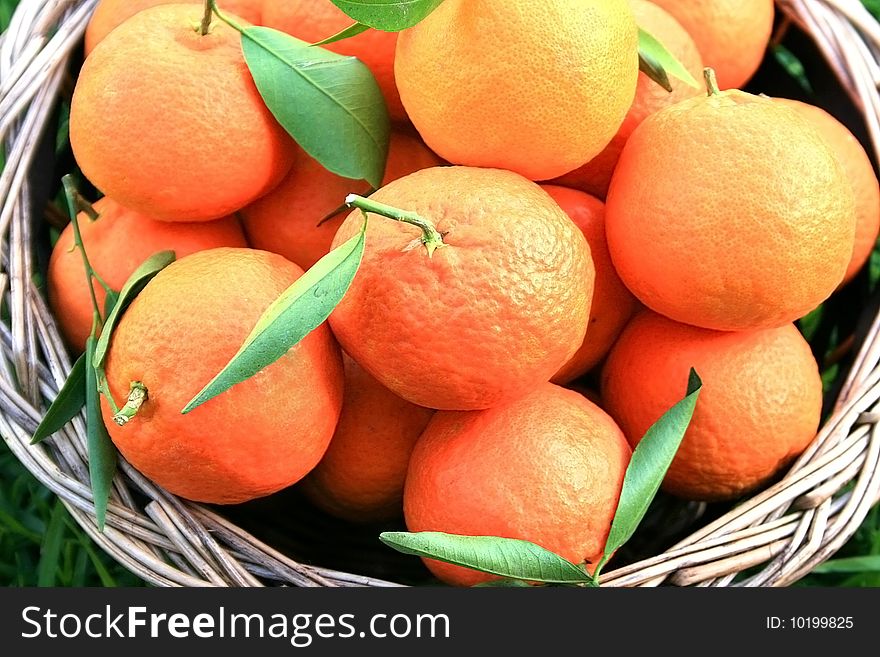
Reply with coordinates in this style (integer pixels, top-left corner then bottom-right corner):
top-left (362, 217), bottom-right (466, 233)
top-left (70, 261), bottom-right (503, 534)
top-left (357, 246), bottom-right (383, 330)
top-left (45, 0), bottom-right (877, 586)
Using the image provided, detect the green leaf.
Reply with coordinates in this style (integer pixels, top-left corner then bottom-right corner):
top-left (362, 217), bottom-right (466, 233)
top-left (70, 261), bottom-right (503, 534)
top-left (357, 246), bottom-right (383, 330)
top-left (85, 336), bottom-right (117, 532)
top-left (810, 555), bottom-right (880, 574)
top-left (595, 369), bottom-right (702, 577)
top-left (31, 352), bottom-right (87, 444)
top-left (182, 219), bottom-right (368, 414)
top-left (37, 500), bottom-right (67, 587)
top-left (380, 531), bottom-right (594, 585)
top-left (638, 27), bottom-right (699, 92)
top-left (311, 22), bottom-right (371, 47)
top-left (241, 26), bottom-right (390, 188)
top-left (92, 251), bottom-right (175, 372)
top-left (772, 44), bottom-right (813, 94)
top-left (329, 0), bottom-right (446, 31)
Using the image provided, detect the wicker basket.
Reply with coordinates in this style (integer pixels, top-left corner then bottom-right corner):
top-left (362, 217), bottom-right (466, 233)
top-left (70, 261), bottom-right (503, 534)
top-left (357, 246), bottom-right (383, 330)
top-left (2, 0), bottom-right (880, 588)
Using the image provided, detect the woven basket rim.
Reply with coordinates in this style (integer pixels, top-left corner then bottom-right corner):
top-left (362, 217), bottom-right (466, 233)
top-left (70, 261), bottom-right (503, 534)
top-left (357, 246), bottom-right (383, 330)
top-left (1, 0), bottom-right (880, 588)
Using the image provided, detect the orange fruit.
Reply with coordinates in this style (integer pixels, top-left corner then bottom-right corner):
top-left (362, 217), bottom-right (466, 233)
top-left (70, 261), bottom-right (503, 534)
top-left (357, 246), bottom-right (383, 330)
top-left (553, 0), bottom-right (704, 199)
top-left (650, 0), bottom-right (775, 90)
top-left (394, 0), bottom-right (639, 181)
top-left (605, 83), bottom-right (857, 331)
top-left (404, 382), bottom-right (631, 587)
top-left (542, 185), bottom-right (637, 383)
top-left (329, 166), bottom-right (594, 411)
top-left (262, 0), bottom-right (407, 123)
top-left (47, 197), bottom-right (247, 353)
top-left (101, 248), bottom-right (344, 504)
top-left (775, 98), bottom-right (880, 287)
top-left (70, 4), bottom-right (297, 222)
top-left (84, 0), bottom-right (264, 55)
top-left (601, 310), bottom-right (822, 502)
top-left (299, 355), bottom-right (435, 523)
top-left (241, 130), bottom-right (443, 270)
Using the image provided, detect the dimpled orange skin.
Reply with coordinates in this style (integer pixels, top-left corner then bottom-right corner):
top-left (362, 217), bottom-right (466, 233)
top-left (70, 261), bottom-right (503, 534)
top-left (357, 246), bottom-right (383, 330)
top-left (553, 0), bottom-right (704, 199)
top-left (650, 0), bottom-right (774, 91)
top-left (329, 166), bottom-right (594, 411)
top-left (404, 382), bottom-right (631, 587)
top-left (47, 197), bottom-right (247, 353)
top-left (601, 310), bottom-right (822, 502)
top-left (84, 0), bottom-right (264, 55)
top-left (775, 98), bottom-right (880, 287)
top-left (241, 131), bottom-right (444, 270)
top-left (70, 5), bottom-right (296, 222)
top-left (299, 355), bottom-right (435, 523)
top-left (394, 0), bottom-right (639, 181)
top-left (542, 186), bottom-right (637, 384)
top-left (101, 248), bottom-right (344, 505)
top-left (262, 0), bottom-right (407, 123)
top-left (605, 89), bottom-right (857, 331)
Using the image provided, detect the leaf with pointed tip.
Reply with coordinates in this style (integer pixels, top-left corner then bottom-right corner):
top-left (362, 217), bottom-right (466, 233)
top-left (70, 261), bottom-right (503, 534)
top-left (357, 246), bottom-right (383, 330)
top-left (85, 336), bottom-right (117, 532)
top-left (31, 352), bottom-right (87, 444)
top-left (242, 26), bottom-right (389, 188)
top-left (595, 369), bottom-right (702, 578)
top-left (181, 219), bottom-right (368, 414)
top-left (329, 0), bottom-right (446, 31)
top-left (92, 251), bottom-right (175, 371)
top-left (638, 27), bottom-right (700, 92)
top-left (311, 21), bottom-right (370, 47)
top-left (379, 531), bottom-right (595, 585)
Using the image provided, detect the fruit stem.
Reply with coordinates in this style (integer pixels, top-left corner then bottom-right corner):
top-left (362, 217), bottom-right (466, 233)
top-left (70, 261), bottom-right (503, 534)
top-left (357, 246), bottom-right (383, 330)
top-left (199, 0), bottom-right (213, 35)
top-left (112, 381), bottom-right (148, 427)
top-left (208, 0), bottom-right (246, 33)
top-left (345, 194), bottom-right (446, 257)
top-left (62, 177), bottom-right (105, 333)
top-left (73, 192), bottom-right (100, 222)
top-left (703, 67), bottom-right (720, 97)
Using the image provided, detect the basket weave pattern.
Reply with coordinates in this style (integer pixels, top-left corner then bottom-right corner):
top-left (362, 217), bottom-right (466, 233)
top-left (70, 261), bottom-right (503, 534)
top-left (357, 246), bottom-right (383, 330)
top-left (1, 0), bottom-right (879, 587)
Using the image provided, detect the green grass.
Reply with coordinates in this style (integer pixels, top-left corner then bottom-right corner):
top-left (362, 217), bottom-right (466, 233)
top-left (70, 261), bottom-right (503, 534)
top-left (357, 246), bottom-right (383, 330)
top-left (0, 449), bottom-right (143, 586)
top-left (1, 0), bottom-right (879, 590)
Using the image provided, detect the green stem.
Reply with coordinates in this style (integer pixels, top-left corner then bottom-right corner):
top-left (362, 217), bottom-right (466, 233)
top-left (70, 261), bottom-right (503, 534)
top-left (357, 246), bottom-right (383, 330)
top-left (73, 192), bottom-right (99, 222)
top-left (209, 0), bottom-right (246, 33)
top-left (112, 382), bottom-right (148, 427)
top-left (62, 177), bottom-right (104, 335)
top-left (96, 374), bottom-right (121, 415)
top-left (345, 194), bottom-right (446, 257)
top-left (703, 67), bottom-right (720, 96)
top-left (199, 0), bottom-right (213, 35)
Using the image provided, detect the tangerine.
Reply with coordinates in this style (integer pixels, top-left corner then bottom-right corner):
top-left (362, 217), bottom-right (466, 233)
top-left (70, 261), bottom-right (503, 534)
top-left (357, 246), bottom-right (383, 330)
top-left (70, 4), bottom-right (296, 222)
top-left (601, 310), bottom-right (822, 501)
top-left (394, 0), bottom-right (639, 181)
top-left (101, 248), bottom-right (344, 504)
top-left (650, 0), bottom-right (775, 90)
top-left (299, 355), bottom-right (434, 523)
top-left (605, 76), bottom-right (856, 331)
top-left (542, 185), bottom-right (637, 383)
top-left (404, 382), bottom-right (631, 586)
top-left (329, 166), bottom-right (594, 410)
top-left (775, 98), bottom-right (880, 287)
